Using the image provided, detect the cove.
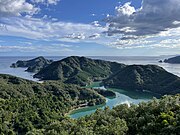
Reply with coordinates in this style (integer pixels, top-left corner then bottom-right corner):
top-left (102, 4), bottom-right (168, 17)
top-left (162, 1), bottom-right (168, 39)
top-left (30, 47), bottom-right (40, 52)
top-left (69, 82), bottom-right (156, 119)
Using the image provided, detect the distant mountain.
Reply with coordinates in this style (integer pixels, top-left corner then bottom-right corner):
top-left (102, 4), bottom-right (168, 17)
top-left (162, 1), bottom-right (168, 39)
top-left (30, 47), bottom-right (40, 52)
top-left (103, 65), bottom-right (180, 95)
top-left (34, 56), bottom-right (126, 86)
top-left (11, 56), bottom-right (53, 73)
top-left (164, 56), bottom-right (180, 64)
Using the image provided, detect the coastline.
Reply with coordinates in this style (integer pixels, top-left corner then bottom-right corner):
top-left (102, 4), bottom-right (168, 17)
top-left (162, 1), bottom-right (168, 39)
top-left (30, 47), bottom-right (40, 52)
top-left (65, 101), bottom-right (107, 118)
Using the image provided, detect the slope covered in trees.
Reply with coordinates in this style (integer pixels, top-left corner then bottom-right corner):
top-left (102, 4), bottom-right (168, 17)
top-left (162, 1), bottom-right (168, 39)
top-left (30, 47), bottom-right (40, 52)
top-left (103, 65), bottom-right (180, 95)
top-left (0, 74), bottom-right (106, 135)
top-left (1, 78), bottom-right (179, 135)
top-left (34, 56), bottom-right (126, 86)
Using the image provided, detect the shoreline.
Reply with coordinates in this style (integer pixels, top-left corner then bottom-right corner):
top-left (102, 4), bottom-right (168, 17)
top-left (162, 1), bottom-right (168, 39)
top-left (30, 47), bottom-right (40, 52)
top-left (65, 101), bottom-right (107, 118)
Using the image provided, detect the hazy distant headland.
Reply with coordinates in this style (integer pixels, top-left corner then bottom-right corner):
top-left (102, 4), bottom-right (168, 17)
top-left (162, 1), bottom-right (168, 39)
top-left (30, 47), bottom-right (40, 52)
top-left (159, 55), bottom-right (180, 64)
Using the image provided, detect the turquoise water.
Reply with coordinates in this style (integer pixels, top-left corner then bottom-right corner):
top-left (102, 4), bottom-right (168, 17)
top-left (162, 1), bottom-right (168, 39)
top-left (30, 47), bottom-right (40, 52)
top-left (69, 84), bottom-right (154, 119)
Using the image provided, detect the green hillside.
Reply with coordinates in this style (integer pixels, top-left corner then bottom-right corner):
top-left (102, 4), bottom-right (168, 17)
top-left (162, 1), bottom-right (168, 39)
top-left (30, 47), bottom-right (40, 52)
top-left (34, 56), bottom-right (126, 86)
top-left (103, 65), bottom-right (180, 95)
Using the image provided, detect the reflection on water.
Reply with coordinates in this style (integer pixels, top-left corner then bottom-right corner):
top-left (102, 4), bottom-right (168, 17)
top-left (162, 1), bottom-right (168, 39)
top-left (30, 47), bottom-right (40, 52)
top-left (69, 83), bottom-right (154, 119)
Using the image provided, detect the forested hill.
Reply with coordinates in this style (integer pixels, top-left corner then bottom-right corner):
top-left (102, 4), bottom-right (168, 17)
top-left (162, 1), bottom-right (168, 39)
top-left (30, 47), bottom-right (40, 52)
top-left (0, 74), bottom-right (106, 134)
top-left (103, 65), bottom-right (180, 95)
top-left (34, 56), bottom-right (126, 86)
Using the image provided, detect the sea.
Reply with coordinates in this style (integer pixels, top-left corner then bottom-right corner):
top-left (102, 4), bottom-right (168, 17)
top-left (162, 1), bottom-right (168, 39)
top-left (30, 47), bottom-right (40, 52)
top-left (0, 56), bottom-right (180, 118)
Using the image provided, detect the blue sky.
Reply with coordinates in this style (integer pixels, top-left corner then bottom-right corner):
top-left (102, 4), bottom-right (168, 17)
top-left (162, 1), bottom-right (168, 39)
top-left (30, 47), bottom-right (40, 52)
top-left (0, 0), bottom-right (180, 56)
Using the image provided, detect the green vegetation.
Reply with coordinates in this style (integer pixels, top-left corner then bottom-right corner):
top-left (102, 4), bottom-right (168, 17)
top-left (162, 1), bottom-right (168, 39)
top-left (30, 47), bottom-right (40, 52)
top-left (12, 56), bottom-right (180, 95)
top-left (103, 65), bottom-right (180, 95)
top-left (4, 56), bottom-right (180, 134)
top-left (0, 74), bottom-right (106, 134)
top-left (94, 89), bottom-right (116, 98)
top-left (80, 94), bottom-right (180, 135)
top-left (33, 56), bottom-right (180, 95)
top-left (164, 56), bottom-right (180, 64)
top-left (10, 56), bottom-right (53, 73)
top-left (34, 56), bottom-right (125, 86)
top-left (1, 75), bottom-right (179, 135)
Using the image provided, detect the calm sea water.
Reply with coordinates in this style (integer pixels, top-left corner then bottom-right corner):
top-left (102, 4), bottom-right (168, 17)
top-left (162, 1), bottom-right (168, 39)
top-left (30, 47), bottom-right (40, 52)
top-left (0, 56), bottom-right (179, 118)
top-left (69, 87), bottom-right (155, 119)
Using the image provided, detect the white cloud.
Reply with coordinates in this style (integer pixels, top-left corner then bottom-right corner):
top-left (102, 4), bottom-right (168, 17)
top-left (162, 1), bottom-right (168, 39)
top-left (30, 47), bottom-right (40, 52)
top-left (115, 2), bottom-right (135, 16)
top-left (0, 0), bottom-right (60, 18)
top-left (63, 33), bottom-right (86, 40)
top-left (91, 14), bottom-right (96, 16)
top-left (47, 0), bottom-right (59, 5)
top-left (0, 17), bottom-right (106, 42)
top-left (31, 0), bottom-right (60, 5)
top-left (0, 44), bottom-right (74, 53)
top-left (91, 21), bottom-right (101, 27)
top-left (100, 0), bottom-right (180, 49)
top-left (52, 44), bottom-right (73, 48)
top-left (0, 45), bottom-right (35, 52)
top-left (106, 0), bottom-right (180, 37)
top-left (19, 41), bottom-right (33, 45)
top-left (106, 27), bottom-right (180, 50)
top-left (0, 0), bottom-right (39, 17)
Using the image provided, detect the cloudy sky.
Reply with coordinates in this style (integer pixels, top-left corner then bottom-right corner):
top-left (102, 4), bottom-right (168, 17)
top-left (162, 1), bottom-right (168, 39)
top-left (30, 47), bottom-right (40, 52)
top-left (0, 0), bottom-right (180, 56)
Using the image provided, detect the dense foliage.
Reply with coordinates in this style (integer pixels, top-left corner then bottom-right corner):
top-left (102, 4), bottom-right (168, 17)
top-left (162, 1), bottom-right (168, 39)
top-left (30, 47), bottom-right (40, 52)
top-left (34, 56), bottom-right (126, 86)
top-left (0, 74), bottom-right (106, 135)
top-left (94, 88), bottom-right (116, 98)
top-left (81, 94), bottom-right (180, 135)
top-left (103, 65), bottom-right (180, 95)
top-left (1, 80), bottom-right (179, 135)
top-left (10, 56), bottom-right (53, 73)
